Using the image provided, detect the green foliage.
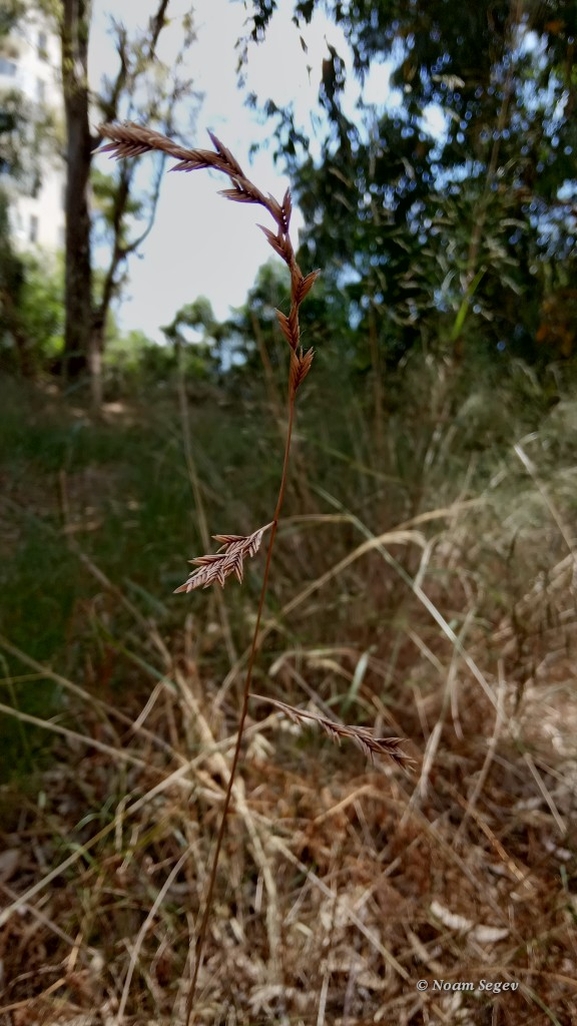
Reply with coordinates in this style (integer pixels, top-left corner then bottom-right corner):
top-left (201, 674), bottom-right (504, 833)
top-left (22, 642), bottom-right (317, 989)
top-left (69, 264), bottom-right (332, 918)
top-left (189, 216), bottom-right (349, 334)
top-left (0, 186), bottom-right (23, 289)
top-left (19, 252), bottom-right (65, 358)
top-left (103, 327), bottom-right (219, 396)
top-left (0, 0), bottom-right (26, 36)
top-left (0, 187), bottom-right (25, 363)
top-left (242, 0), bottom-right (576, 375)
top-left (91, 168), bottom-right (143, 239)
top-left (0, 233), bottom-right (64, 374)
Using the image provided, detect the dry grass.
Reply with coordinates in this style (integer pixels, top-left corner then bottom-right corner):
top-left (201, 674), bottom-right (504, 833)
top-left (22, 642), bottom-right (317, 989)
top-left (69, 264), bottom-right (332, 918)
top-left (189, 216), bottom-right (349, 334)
top-left (1, 128), bottom-right (576, 1026)
top-left (1, 554), bottom-right (576, 1024)
top-left (2, 423), bottom-right (577, 1024)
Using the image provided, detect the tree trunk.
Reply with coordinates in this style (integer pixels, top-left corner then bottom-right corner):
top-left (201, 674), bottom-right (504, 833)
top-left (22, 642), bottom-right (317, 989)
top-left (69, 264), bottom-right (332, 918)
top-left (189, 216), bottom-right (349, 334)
top-left (88, 330), bottom-right (103, 408)
top-left (60, 0), bottom-right (93, 380)
top-left (89, 315), bottom-right (106, 410)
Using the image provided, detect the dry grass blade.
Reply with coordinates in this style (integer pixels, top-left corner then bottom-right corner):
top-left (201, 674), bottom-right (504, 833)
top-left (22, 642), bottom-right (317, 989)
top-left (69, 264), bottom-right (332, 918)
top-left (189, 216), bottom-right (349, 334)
top-left (174, 523), bottom-right (273, 593)
top-left (250, 694), bottom-right (412, 765)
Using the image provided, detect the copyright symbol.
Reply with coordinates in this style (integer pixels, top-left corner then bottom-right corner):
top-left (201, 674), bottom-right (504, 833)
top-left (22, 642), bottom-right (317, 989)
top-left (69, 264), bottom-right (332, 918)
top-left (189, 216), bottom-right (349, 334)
top-left (417, 980), bottom-right (428, 991)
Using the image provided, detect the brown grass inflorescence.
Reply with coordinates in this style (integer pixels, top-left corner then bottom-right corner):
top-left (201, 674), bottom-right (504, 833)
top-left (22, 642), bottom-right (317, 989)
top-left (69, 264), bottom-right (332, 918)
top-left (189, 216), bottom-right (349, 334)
top-left (97, 121), bottom-right (410, 1023)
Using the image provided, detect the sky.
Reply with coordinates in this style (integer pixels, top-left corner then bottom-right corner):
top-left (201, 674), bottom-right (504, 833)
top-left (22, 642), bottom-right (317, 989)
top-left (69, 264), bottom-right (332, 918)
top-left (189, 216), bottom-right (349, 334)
top-left (90, 0), bottom-right (399, 343)
top-left (90, 0), bottom-right (340, 342)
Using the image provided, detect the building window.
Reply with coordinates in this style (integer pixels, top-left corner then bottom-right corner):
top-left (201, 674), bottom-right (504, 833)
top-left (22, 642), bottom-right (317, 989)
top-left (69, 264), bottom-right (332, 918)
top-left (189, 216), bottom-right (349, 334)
top-left (36, 78), bottom-right (45, 103)
top-left (38, 31), bottom-right (48, 61)
top-left (29, 215), bottom-right (39, 243)
top-left (0, 57), bottom-right (17, 77)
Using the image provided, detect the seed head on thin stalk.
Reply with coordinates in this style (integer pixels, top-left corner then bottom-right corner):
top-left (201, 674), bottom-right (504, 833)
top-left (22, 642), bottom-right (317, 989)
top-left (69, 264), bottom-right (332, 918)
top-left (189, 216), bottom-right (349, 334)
top-left (97, 121), bottom-right (319, 405)
top-left (97, 122), bottom-right (409, 1024)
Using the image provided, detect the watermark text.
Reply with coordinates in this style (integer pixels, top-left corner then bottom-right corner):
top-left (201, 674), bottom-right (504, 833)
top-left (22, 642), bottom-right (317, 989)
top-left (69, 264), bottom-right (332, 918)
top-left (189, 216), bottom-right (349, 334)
top-left (416, 979), bottom-right (519, 994)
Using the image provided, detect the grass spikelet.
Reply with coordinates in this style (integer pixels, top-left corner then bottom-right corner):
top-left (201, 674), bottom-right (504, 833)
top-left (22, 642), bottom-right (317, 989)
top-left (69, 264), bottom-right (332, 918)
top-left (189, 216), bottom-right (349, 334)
top-left (290, 348), bottom-right (315, 392)
top-left (174, 523), bottom-right (273, 592)
top-left (251, 694), bottom-right (413, 765)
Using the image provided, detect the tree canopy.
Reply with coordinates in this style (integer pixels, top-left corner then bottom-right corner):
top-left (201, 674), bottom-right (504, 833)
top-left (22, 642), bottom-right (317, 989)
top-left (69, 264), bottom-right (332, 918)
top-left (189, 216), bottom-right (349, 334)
top-left (239, 0), bottom-right (576, 370)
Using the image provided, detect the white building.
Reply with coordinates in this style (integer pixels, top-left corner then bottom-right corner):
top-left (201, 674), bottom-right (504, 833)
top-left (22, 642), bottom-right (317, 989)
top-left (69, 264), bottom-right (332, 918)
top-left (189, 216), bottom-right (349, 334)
top-left (0, 9), bottom-right (64, 252)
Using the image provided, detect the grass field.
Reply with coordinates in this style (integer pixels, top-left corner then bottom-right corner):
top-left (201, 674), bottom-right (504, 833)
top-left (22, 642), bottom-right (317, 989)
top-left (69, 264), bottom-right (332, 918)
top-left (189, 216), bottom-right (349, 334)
top-left (1, 368), bottom-right (576, 1024)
